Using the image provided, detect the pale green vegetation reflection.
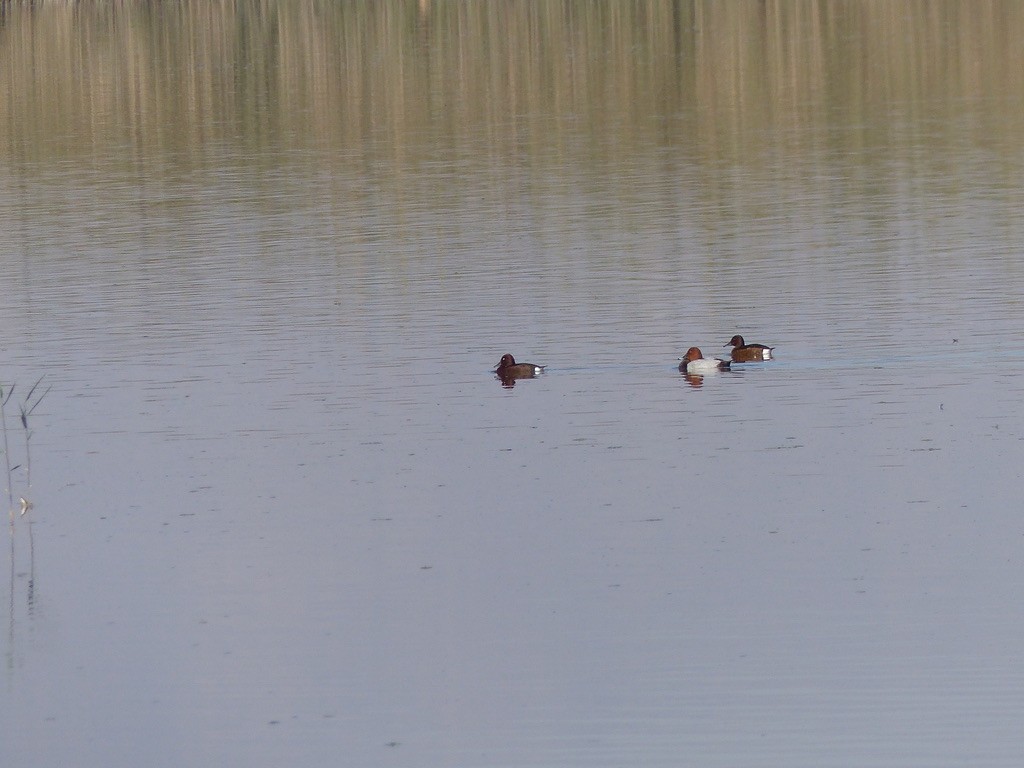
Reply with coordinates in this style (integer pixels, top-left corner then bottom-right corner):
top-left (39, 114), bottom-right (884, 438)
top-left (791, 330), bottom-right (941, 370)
top-left (2, 1), bottom-right (1023, 167)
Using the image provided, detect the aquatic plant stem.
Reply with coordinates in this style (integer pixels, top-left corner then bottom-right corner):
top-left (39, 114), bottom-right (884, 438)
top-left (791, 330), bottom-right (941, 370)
top-left (20, 377), bottom-right (50, 495)
top-left (0, 384), bottom-right (14, 514)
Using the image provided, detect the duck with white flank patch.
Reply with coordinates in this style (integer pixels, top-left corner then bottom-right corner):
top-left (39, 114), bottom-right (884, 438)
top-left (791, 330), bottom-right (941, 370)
top-left (679, 347), bottom-right (731, 374)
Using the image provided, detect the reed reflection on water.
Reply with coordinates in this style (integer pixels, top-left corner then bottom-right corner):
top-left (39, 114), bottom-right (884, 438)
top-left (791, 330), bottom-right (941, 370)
top-left (3, 3), bottom-right (1024, 768)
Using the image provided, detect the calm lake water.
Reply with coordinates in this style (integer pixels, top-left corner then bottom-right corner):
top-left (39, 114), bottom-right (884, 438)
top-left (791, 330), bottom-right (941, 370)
top-left (3, 3), bottom-right (1024, 766)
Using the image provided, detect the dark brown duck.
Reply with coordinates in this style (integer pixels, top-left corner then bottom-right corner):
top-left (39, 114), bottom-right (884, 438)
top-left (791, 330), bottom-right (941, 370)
top-left (725, 334), bottom-right (774, 361)
top-left (494, 353), bottom-right (545, 379)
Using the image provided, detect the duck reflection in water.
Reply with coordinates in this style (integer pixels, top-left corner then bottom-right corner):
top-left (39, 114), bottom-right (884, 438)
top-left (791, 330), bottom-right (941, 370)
top-left (681, 371), bottom-right (706, 388)
top-left (494, 353), bottom-right (545, 388)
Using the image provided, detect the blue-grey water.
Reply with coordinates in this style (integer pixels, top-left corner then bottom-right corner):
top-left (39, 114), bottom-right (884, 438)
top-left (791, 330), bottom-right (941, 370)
top-left (4, 3), bottom-right (1024, 767)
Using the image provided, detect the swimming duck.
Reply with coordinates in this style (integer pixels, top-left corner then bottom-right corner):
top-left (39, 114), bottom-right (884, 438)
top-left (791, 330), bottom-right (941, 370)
top-left (679, 347), bottom-right (731, 374)
top-left (494, 353), bottom-right (545, 380)
top-left (725, 334), bottom-right (774, 361)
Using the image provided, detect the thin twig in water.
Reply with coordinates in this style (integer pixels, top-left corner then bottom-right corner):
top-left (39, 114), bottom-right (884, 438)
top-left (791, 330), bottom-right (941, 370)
top-left (0, 383), bottom-right (13, 514)
top-left (19, 376), bottom-right (50, 492)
